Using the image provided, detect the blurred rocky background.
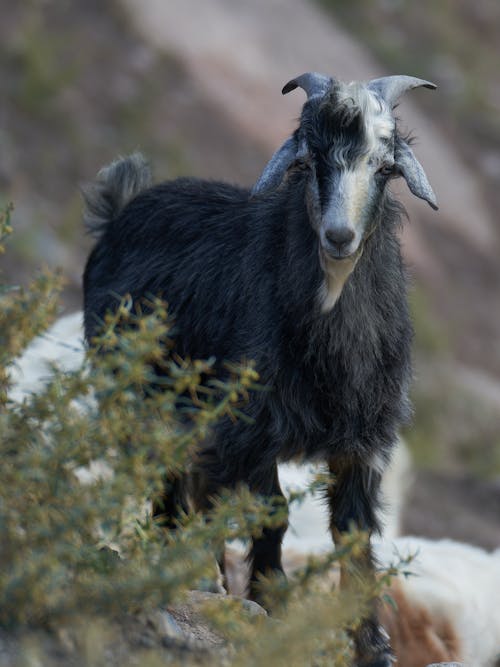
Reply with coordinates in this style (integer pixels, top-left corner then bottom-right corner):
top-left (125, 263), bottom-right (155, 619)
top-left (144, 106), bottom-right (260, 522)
top-left (1, 0), bottom-right (499, 547)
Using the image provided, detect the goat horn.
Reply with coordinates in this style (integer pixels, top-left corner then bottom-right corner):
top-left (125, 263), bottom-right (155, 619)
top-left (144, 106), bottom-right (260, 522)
top-left (367, 75), bottom-right (436, 108)
top-left (282, 72), bottom-right (333, 99)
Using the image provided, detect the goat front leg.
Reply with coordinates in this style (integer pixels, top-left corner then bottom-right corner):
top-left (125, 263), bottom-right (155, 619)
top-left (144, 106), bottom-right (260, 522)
top-left (247, 463), bottom-right (288, 607)
top-left (327, 457), bottom-right (394, 667)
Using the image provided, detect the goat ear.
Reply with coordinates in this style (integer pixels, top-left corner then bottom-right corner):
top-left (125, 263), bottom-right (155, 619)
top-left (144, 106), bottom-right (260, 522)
top-left (395, 138), bottom-right (438, 210)
top-left (251, 136), bottom-right (301, 195)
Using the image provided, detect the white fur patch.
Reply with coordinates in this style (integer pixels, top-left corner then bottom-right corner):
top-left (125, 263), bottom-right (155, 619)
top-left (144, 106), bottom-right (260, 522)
top-left (369, 451), bottom-right (388, 477)
top-left (342, 166), bottom-right (371, 235)
top-left (338, 81), bottom-right (395, 152)
top-left (318, 252), bottom-right (359, 312)
top-left (374, 536), bottom-right (500, 667)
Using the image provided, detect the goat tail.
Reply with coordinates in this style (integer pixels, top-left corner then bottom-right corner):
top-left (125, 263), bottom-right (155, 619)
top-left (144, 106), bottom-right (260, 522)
top-left (82, 152), bottom-right (152, 239)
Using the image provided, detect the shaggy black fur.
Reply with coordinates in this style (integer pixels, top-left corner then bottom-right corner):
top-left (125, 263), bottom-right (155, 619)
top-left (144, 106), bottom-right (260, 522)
top-left (83, 87), bottom-right (414, 667)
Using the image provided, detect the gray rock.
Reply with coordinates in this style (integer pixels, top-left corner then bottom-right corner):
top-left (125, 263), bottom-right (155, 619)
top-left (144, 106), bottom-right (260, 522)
top-left (185, 590), bottom-right (267, 617)
top-left (141, 608), bottom-right (184, 641)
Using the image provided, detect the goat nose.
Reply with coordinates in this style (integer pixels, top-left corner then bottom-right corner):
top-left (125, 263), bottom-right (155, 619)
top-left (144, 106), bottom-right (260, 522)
top-left (324, 226), bottom-right (355, 250)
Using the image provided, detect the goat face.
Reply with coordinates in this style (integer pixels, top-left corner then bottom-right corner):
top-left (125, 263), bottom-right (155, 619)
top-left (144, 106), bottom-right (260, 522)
top-left (253, 73), bottom-right (438, 266)
top-left (300, 83), bottom-right (398, 261)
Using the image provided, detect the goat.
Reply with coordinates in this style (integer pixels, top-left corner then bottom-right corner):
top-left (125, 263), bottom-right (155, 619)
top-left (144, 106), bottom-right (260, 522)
top-left (82, 73), bottom-right (438, 666)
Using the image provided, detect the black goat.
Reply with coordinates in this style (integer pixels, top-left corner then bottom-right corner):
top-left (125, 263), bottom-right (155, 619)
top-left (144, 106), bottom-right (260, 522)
top-left (83, 73), bottom-right (437, 666)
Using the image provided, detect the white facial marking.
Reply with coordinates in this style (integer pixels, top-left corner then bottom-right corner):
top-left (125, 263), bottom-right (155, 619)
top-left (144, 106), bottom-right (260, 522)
top-left (318, 84), bottom-right (395, 312)
top-left (337, 82), bottom-right (395, 154)
top-left (318, 252), bottom-right (361, 313)
top-left (342, 165), bottom-right (371, 239)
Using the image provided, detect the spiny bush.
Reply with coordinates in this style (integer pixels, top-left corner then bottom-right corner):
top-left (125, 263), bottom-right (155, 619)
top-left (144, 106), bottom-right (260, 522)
top-left (0, 206), bottom-right (396, 665)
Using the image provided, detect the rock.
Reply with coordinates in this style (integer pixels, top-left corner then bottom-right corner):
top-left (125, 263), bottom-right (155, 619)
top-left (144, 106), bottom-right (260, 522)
top-left (141, 608), bottom-right (184, 641)
top-left (132, 605), bottom-right (219, 652)
top-left (184, 590), bottom-right (267, 617)
top-left (237, 597), bottom-right (267, 618)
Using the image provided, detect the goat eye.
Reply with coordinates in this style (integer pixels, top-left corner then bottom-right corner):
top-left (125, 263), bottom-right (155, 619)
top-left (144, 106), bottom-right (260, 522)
top-left (377, 164), bottom-right (395, 177)
top-left (290, 157), bottom-right (310, 172)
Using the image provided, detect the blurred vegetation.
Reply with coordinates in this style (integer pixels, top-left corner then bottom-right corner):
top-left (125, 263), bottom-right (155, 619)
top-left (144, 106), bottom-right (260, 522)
top-left (1, 1), bottom-right (270, 312)
top-left (8, 11), bottom-right (77, 116)
top-left (404, 284), bottom-right (500, 476)
top-left (409, 286), bottom-right (450, 358)
top-left (0, 1), bottom-right (194, 298)
top-left (0, 213), bottom-right (402, 665)
top-left (405, 365), bottom-right (500, 477)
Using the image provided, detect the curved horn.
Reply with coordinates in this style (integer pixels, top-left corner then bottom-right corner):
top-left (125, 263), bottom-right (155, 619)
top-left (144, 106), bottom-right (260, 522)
top-left (282, 72), bottom-right (333, 99)
top-left (368, 75), bottom-right (436, 108)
